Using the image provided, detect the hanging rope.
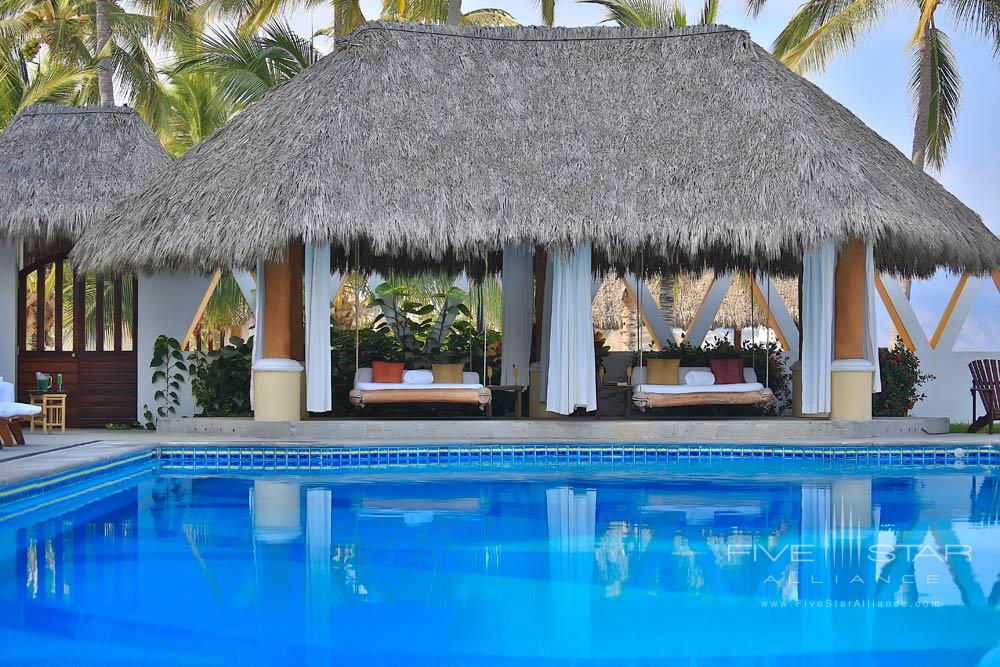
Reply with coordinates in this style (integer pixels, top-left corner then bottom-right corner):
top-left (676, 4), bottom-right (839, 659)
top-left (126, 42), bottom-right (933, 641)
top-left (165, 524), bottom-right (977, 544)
top-left (637, 249), bottom-right (645, 373)
top-left (353, 241), bottom-right (360, 374)
top-left (483, 255), bottom-right (488, 383)
top-left (749, 269), bottom-right (756, 372)
top-left (765, 265), bottom-right (771, 389)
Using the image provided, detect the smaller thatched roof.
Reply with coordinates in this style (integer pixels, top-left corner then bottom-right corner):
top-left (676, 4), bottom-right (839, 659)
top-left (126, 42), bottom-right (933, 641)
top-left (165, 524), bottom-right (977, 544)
top-left (0, 104), bottom-right (172, 244)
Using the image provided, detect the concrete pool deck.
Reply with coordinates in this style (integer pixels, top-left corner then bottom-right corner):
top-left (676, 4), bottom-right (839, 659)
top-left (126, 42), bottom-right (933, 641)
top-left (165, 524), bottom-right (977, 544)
top-left (0, 418), bottom-right (997, 490)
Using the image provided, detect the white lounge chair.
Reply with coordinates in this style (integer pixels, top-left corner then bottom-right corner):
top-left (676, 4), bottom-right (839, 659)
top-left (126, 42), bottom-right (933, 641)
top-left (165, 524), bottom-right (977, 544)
top-left (0, 378), bottom-right (42, 446)
top-left (349, 368), bottom-right (492, 410)
top-left (631, 366), bottom-right (773, 411)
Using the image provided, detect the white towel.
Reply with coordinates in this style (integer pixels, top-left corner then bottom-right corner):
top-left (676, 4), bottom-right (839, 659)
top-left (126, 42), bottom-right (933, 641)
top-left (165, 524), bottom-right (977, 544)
top-left (403, 369), bottom-right (434, 385)
top-left (684, 370), bottom-right (716, 386)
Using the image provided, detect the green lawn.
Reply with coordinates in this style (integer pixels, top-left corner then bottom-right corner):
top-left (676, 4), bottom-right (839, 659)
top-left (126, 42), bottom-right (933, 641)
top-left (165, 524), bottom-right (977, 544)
top-left (950, 422), bottom-right (1000, 435)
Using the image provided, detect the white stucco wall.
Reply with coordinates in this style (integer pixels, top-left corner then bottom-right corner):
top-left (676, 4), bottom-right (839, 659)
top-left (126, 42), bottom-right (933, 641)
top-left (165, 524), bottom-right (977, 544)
top-left (0, 242), bottom-right (19, 385)
top-left (137, 273), bottom-right (214, 422)
top-left (912, 352), bottom-right (1000, 424)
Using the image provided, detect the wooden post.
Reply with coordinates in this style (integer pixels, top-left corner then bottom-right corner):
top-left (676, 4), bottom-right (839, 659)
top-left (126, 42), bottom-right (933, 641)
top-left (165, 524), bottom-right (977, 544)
top-left (833, 239), bottom-right (865, 360)
top-left (254, 240), bottom-right (305, 422)
top-left (262, 241), bottom-right (304, 361)
top-left (830, 239), bottom-right (872, 421)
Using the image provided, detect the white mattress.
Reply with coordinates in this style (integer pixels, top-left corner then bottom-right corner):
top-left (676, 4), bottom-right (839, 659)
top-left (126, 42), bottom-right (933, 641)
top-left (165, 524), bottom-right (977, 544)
top-left (0, 402), bottom-right (42, 418)
top-left (635, 382), bottom-right (765, 395)
top-left (355, 383), bottom-right (484, 392)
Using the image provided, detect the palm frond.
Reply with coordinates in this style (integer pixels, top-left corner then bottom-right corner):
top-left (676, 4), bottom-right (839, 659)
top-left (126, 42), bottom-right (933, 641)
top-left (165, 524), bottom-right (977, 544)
top-left (540, 0), bottom-right (556, 26)
top-left (910, 25), bottom-right (961, 170)
top-left (170, 20), bottom-right (317, 109)
top-left (948, 0), bottom-right (1000, 57)
top-left (461, 7), bottom-right (517, 26)
top-left (580, 0), bottom-right (686, 28)
top-left (698, 0), bottom-right (719, 24)
top-left (775, 0), bottom-right (888, 74)
top-left (908, 0), bottom-right (940, 49)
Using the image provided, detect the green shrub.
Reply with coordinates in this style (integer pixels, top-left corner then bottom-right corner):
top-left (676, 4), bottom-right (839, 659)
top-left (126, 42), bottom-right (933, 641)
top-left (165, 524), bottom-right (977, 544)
top-left (873, 339), bottom-right (934, 417)
top-left (190, 336), bottom-right (253, 417)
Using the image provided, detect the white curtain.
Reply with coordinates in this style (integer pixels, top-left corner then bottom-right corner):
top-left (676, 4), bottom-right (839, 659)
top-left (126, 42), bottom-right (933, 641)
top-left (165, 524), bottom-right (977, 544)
top-left (501, 244), bottom-right (533, 386)
top-left (799, 484), bottom-right (832, 601)
top-left (863, 243), bottom-right (882, 393)
top-left (305, 488), bottom-right (333, 630)
top-left (801, 240), bottom-right (836, 414)
top-left (538, 254), bottom-right (554, 398)
top-left (545, 244), bottom-right (597, 414)
top-left (304, 244), bottom-right (333, 412)
top-left (250, 259), bottom-right (265, 410)
top-left (546, 486), bottom-right (597, 652)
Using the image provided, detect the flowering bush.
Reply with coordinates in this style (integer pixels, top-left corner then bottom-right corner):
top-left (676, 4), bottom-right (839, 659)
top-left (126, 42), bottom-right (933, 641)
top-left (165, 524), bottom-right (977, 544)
top-left (872, 338), bottom-right (934, 417)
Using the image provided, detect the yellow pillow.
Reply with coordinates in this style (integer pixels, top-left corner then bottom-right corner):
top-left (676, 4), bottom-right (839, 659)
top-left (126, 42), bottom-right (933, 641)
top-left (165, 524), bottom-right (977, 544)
top-left (432, 363), bottom-right (465, 384)
top-left (646, 358), bottom-right (680, 385)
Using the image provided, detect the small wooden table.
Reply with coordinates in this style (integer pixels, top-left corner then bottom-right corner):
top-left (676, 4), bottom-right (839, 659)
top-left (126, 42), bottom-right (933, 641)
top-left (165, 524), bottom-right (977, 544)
top-left (486, 385), bottom-right (525, 418)
top-left (597, 383), bottom-right (633, 419)
top-left (28, 391), bottom-right (68, 434)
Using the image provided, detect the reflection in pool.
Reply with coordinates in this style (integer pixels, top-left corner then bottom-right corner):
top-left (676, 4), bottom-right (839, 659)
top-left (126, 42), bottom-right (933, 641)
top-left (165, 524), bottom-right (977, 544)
top-left (1, 462), bottom-right (999, 665)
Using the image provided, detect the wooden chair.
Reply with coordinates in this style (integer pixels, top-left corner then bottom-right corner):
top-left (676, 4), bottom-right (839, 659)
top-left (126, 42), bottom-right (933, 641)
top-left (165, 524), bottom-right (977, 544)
top-left (0, 418), bottom-right (26, 447)
top-left (969, 359), bottom-right (1000, 434)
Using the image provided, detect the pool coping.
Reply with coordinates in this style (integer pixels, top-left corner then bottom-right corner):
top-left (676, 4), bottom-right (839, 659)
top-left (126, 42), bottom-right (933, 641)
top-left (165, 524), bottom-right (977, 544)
top-left (1, 440), bottom-right (998, 512)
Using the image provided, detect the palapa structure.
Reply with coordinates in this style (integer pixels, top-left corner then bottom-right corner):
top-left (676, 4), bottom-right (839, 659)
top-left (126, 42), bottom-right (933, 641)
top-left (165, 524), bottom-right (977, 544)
top-left (72, 22), bottom-right (1000, 278)
top-left (0, 104), bottom-right (172, 245)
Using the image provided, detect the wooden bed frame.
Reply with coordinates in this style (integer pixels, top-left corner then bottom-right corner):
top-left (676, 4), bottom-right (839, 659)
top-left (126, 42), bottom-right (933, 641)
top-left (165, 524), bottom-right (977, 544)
top-left (349, 387), bottom-right (493, 410)
top-left (632, 388), bottom-right (773, 411)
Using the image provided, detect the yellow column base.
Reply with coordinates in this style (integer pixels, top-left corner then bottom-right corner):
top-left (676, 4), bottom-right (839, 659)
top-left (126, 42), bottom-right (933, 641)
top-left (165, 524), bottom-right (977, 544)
top-left (830, 359), bottom-right (874, 421)
top-left (252, 480), bottom-right (302, 543)
top-left (527, 368), bottom-right (571, 419)
top-left (791, 362), bottom-right (829, 419)
top-left (253, 358), bottom-right (304, 422)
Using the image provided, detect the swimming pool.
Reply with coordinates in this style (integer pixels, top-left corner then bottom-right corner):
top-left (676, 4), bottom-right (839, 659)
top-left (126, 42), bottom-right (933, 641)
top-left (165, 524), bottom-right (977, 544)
top-left (1, 449), bottom-right (999, 665)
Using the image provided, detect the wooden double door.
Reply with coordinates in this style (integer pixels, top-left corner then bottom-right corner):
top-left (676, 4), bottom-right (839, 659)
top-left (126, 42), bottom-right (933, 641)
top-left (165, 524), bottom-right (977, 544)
top-left (17, 253), bottom-right (138, 428)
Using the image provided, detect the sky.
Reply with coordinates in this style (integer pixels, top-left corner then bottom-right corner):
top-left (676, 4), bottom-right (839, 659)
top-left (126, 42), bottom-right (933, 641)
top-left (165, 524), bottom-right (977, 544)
top-left (286, 0), bottom-right (1000, 350)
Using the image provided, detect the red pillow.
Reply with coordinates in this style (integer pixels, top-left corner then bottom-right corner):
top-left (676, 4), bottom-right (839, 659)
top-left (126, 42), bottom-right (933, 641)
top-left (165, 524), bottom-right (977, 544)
top-left (371, 361), bottom-right (404, 384)
top-left (709, 358), bottom-right (745, 385)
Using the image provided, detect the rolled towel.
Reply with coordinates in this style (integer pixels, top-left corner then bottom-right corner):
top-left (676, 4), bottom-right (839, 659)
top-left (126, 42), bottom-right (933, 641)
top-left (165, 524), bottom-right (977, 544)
top-left (403, 369), bottom-right (434, 385)
top-left (684, 370), bottom-right (716, 386)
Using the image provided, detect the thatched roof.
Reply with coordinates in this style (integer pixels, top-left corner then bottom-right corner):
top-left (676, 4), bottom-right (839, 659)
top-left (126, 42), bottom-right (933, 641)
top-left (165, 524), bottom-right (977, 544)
top-left (0, 104), bottom-right (171, 245)
top-left (72, 22), bottom-right (1000, 277)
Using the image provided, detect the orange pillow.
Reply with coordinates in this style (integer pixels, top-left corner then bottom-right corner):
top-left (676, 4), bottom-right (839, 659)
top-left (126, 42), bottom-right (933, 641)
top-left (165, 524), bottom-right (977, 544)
top-left (709, 358), bottom-right (745, 385)
top-left (371, 361), bottom-right (404, 383)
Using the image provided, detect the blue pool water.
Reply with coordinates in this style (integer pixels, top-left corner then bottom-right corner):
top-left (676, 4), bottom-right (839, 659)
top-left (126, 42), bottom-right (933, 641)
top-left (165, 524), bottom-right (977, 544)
top-left (1, 458), bottom-right (1000, 665)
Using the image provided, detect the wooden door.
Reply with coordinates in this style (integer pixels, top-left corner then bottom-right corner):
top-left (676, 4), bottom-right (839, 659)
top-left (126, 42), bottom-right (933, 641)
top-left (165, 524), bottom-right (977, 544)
top-left (17, 254), bottom-right (138, 427)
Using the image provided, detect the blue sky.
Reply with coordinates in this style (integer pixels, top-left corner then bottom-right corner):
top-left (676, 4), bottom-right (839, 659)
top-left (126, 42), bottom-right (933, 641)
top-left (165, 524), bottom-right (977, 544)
top-left (289, 0), bottom-right (1000, 350)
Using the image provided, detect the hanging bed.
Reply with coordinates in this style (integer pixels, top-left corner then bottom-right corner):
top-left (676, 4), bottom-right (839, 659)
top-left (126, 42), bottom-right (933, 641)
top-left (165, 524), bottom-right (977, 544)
top-left (349, 368), bottom-right (492, 410)
top-left (631, 366), bottom-right (773, 411)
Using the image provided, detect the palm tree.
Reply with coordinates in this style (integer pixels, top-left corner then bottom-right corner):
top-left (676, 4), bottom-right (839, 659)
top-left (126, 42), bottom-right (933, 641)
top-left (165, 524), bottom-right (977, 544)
top-left (169, 20), bottom-right (320, 111)
top-left (766, 0), bottom-right (990, 175)
top-left (762, 0), bottom-right (999, 299)
top-left (0, 0), bottom-right (177, 126)
top-left (0, 43), bottom-right (92, 129)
